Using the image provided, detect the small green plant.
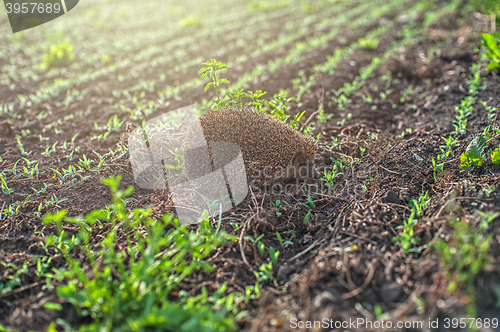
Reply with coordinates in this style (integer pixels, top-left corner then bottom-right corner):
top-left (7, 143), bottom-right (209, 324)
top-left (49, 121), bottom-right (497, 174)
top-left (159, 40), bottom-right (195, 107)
top-left (254, 261), bottom-right (274, 283)
top-left (491, 145), bottom-right (500, 165)
top-left (481, 33), bottom-right (500, 70)
top-left (460, 135), bottom-right (488, 171)
top-left (271, 200), bottom-right (282, 218)
top-left (433, 211), bottom-right (499, 322)
top-left (268, 246), bottom-right (280, 266)
top-left (392, 210), bottom-right (421, 254)
top-left (316, 107), bottom-right (333, 124)
top-left (276, 231), bottom-right (293, 249)
top-left (0, 173), bottom-right (14, 195)
top-left (0, 261), bottom-right (29, 296)
top-left (105, 114), bottom-right (124, 132)
top-left (42, 175), bottom-right (241, 331)
top-left (468, 64), bottom-right (483, 95)
top-left (16, 135), bottom-right (27, 155)
top-left (43, 40), bottom-right (75, 67)
top-left (409, 191), bottom-right (430, 217)
top-left (179, 15), bottom-right (202, 29)
top-left (358, 37), bottom-right (380, 49)
top-left (303, 209), bottom-right (312, 224)
top-left (200, 59), bottom-right (230, 110)
top-left (453, 96), bottom-right (474, 135)
top-left (480, 100), bottom-right (498, 120)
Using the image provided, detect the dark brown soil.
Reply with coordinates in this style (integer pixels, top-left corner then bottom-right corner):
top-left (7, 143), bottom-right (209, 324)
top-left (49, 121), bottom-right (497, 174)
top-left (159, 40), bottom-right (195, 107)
top-left (1, 3), bottom-right (500, 332)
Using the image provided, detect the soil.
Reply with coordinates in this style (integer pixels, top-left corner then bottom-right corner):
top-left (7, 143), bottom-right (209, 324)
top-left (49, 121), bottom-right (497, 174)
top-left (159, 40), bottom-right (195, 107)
top-left (1, 3), bottom-right (500, 332)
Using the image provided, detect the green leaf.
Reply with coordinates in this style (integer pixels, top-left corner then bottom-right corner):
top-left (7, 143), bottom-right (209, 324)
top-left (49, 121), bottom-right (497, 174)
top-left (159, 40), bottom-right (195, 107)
top-left (481, 33), bottom-right (500, 57)
top-left (486, 61), bottom-right (500, 70)
top-left (491, 148), bottom-right (500, 165)
top-left (43, 302), bottom-right (63, 311)
top-left (204, 82), bottom-right (213, 92)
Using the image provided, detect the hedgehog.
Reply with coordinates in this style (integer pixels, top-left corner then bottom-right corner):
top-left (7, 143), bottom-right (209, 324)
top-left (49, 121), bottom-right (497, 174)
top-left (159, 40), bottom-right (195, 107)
top-left (182, 107), bottom-right (319, 190)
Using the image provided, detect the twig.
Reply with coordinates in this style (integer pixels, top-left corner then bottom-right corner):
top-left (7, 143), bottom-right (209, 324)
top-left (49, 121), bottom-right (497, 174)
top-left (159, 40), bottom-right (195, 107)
top-left (239, 213), bottom-right (257, 268)
top-left (287, 238), bottom-right (324, 262)
top-left (342, 259), bottom-right (378, 299)
top-left (378, 165), bottom-right (401, 175)
top-left (0, 201), bottom-right (5, 220)
top-left (301, 109), bottom-right (320, 131)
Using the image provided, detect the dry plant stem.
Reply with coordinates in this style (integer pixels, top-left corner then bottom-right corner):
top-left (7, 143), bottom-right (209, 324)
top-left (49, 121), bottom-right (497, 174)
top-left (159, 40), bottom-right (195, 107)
top-left (287, 238), bottom-right (324, 262)
top-left (301, 109), bottom-right (320, 131)
top-left (342, 258), bottom-right (378, 299)
top-left (0, 201), bottom-right (5, 220)
top-left (378, 164), bottom-right (401, 175)
top-left (239, 213), bottom-right (257, 268)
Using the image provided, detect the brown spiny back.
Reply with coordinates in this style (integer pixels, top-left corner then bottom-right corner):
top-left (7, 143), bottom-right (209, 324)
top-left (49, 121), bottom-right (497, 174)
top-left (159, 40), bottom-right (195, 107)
top-left (184, 107), bottom-right (317, 186)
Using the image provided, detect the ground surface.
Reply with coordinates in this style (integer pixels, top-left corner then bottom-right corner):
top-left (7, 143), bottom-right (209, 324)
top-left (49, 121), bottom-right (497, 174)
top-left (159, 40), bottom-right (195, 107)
top-left (0, 0), bottom-right (500, 331)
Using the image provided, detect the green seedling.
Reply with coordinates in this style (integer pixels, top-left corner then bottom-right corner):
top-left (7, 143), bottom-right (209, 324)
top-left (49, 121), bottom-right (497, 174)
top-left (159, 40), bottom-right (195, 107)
top-left (271, 200), bottom-right (282, 218)
top-left (460, 134), bottom-right (488, 171)
top-left (21, 158), bottom-right (39, 179)
top-left (276, 231), bottom-right (293, 249)
top-left (179, 15), bottom-right (201, 29)
top-left (453, 96), bottom-right (474, 135)
top-left (409, 191), bottom-right (430, 217)
top-left (0, 261), bottom-right (29, 296)
top-left (432, 154), bottom-right (445, 182)
top-left (78, 154), bottom-right (94, 170)
top-left (269, 246), bottom-right (279, 266)
top-left (106, 114), bottom-right (124, 132)
top-left (392, 210), bottom-right (421, 254)
top-left (41, 175), bottom-right (240, 331)
top-left (0, 173), bottom-right (14, 195)
top-left (468, 64), bottom-right (483, 95)
top-left (43, 40), bottom-right (75, 67)
top-left (200, 59), bottom-right (230, 110)
top-left (400, 85), bottom-right (414, 103)
top-left (359, 37), bottom-right (380, 49)
top-left (316, 107), bottom-right (333, 124)
top-left (481, 32), bottom-right (500, 70)
top-left (289, 110), bottom-right (306, 131)
top-left (42, 142), bottom-right (58, 157)
top-left (480, 100), bottom-right (498, 120)
top-left (254, 261), bottom-right (274, 283)
top-left (491, 145), bottom-right (500, 165)
top-left (303, 209), bottom-right (312, 224)
top-left (434, 211), bottom-right (499, 322)
top-left (16, 135), bottom-right (27, 155)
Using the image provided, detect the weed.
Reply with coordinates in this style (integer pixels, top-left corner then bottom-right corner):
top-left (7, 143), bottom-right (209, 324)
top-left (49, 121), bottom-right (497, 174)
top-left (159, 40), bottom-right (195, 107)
top-left (303, 209), bottom-right (312, 224)
top-left (42, 175), bottom-right (241, 331)
top-left (269, 246), bottom-right (280, 266)
top-left (392, 210), bottom-right (421, 254)
top-left (468, 64), bottom-right (484, 95)
top-left (16, 135), bottom-right (27, 155)
top-left (276, 232), bottom-right (293, 249)
top-left (200, 59), bottom-right (230, 109)
top-left (460, 134), bottom-right (488, 171)
top-left (43, 40), bottom-right (75, 67)
top-left (432, 155), bottom-right (445, 182)
top-left (105, 114), bottom-right (124, 132)
top-left (453, 96), bottom-right (474, 135)
top-left (434, 211), bottom-right (499, 321)
top-left (358, 37), bottom-right (380, 49)
top-left (0, 173), bottom-right (14, 195)
top-left (179, 15), bottom-right (202, 29)
top-left (480, 100), bottom-right (498, 120)
top-left (481, 33), bottom-right (500, 71)
top-left (254, 261), bottom-right (274, 283)
top-left (409, 191), bottom-right (430, 217)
